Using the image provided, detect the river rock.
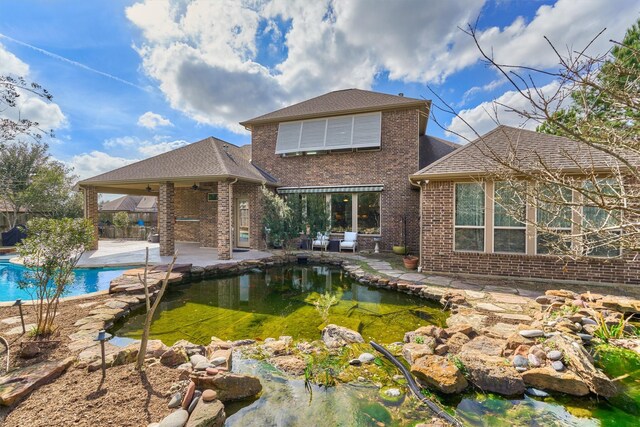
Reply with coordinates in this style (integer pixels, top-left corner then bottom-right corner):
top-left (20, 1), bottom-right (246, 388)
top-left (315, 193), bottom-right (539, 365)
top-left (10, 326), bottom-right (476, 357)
top-left (445, 332), bottom-right (470, 354)
top-left (349, 358), bottom-right (361, 366)
top-left (512, 355), bottom-right (528, 368)
top-left (547, 350), bottom-right (563, 361)
top-left (161, 348), bottom-right (189, 367)
top-left (457, 355), bottom-right (525, 396)
top-left (190, 373), bottom-right (262, 402)
top-left (174, 340), bottom-right (206, 357)
top-left (194, 361), bottom-right (213, 371)
top-left (410, 355), bottom-right (468, 394)
top-left (205, 367), bottom-right (219, 376)
top-left (168, 392), bottom-right (182, 408)
top-left (209, 349), bottom-right (232, 370)
top-left (402, 343), bottom-right (435, 364)
top-left (519, 330), bottom-right (544, 338)
top-left (187, 394), bottom-right (200, 414)
top-left (185, 399), bottom-right (225, 427)
top-left (202, 389), bottom-right (218, 402)
top-left (522, 367), bottom-right (590, 396)
top-left (190, 354), bottom-right (208, 368)
top-left (321, 324), bottom-right (364, 348)
top-left (181, 381), bottom-right (196, 409)
top-left (552, 361), bottom-right (565, 371)
top-left (358, 353), bottom-right (375, 364)
top-left (525, 387), bottom-right (550, 398)
top-left (158, 409), bottom-right (189, 427)
top-left (528, 354), bottom-right (542, 368)
top-left (582, 317), bottom-right (597, 326)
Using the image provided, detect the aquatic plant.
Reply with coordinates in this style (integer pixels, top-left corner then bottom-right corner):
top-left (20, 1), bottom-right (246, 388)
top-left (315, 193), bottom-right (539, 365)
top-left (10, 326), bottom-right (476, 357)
top-left (314, 292), bottom-right (338, 324)
top-left (593, 311), bottom-right (637, 342)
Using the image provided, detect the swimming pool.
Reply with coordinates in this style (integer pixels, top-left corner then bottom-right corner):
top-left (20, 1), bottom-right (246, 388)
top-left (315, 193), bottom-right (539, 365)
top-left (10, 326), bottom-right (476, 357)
top-left (0, 259), bottom-right (127, 302)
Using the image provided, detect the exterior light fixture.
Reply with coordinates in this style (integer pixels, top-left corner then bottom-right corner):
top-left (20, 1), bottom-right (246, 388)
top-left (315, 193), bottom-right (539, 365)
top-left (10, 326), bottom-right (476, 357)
top-left (146, 185), bottom-right (152, 192)
top-left (192, 183), bottom-right (199, 190)
top-left (94, 329), bottom-right (112, 377)
top-left (13, 299), bottom-right (25, 334)
top-left (343, 196), bottom-right (349, 202)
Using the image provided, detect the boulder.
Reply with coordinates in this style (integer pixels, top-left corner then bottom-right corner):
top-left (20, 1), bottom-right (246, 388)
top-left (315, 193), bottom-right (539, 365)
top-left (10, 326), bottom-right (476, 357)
top-left (522, 367), bottom-right (590, 396)
top-left (457, 355), bottom-right (525, 396)
top-left (410, 355), bottom-right (468, 394)
top-left (271, 355), bottom-right (307, 376)
top-left (190, 373), bottom-right (262, 402)
top-left (402, 343), bottom-right (435, 364)
top-left (161, 347), bottom-right (189, 367)
top-left (146, 340), bottom-right (170, 358)
top-left (459, 336), bottom-right (504, 358)
top-left (321, 324), bottom-right (364, 348)
top-left (445, 332), bottom-right (470, 355)
top-left (0, 357), bottom-right (75, 406)
top-left (185, 398), bottom-right (225, 427)
top-left (546, 335), bottom-right (617, 397)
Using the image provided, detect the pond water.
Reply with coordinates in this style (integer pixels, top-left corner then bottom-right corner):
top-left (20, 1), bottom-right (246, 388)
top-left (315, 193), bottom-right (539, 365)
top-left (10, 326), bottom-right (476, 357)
top-left (0, 259), bottom-right (127, 302)
top-left (113, 264), bottom-right (448, 345)
top-left (112, 264), bottom-right (640, 426)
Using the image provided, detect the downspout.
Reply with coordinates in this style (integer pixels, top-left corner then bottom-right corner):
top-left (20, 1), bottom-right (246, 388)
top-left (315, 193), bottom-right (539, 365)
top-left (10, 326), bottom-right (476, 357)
top-left (228, 178), bottom-right (238, 259)
top-left (409, 177), bottom-right (427, 272)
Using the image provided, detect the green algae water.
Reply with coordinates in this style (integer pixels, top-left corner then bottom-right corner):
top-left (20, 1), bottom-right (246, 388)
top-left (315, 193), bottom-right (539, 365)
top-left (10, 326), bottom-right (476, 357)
top-left (113, 264), bottom-right (447, 345)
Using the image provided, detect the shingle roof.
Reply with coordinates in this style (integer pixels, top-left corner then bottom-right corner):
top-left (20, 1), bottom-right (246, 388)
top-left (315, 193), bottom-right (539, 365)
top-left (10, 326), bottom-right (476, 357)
top-left (136, 196), bottom-right (157, 211)
top-left (100, 195), bottom-right (158, 212)
top-left (412, 125), bottom-right (639, 179)
top-left (79, 137), bottom-right (276, 185)
top-left (419, 135), bottom-right (460, 170)
top-left (240, 88), bottom-right (428, 127)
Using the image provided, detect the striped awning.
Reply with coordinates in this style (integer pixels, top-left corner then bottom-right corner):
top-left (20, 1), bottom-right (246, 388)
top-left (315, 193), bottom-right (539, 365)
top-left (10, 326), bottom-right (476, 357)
top-left (277, 185), bottom-right (384, 194)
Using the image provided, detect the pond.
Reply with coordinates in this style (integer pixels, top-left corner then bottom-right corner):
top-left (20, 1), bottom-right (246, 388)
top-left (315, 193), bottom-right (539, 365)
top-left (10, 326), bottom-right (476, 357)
top-left (0, 259), bottom-right (127, 302)
top-left (113, 264), bottom-right (448, 345)
top-left (112, 264), bottom-right (640, 426)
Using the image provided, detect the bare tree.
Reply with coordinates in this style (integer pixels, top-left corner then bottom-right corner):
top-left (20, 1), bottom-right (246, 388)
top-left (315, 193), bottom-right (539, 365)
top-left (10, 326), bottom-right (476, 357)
top-left (428, 21), bottom-right (640, 260)
top-left (136, 248), bottom-right (177, 370)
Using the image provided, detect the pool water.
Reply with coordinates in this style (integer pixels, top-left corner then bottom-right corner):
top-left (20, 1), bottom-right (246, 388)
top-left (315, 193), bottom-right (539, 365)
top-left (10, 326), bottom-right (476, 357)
top-left (0, 259), bottom-right (127, 302)
top-left (114, 264), bottom-right (448, 345)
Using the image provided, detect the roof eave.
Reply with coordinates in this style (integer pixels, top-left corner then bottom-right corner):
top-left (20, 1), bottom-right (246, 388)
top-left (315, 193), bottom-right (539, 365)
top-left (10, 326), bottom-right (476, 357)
top-left (410, 166), bottom-right (623, 182)
top-left (79, 174), bottom-right (279, 188)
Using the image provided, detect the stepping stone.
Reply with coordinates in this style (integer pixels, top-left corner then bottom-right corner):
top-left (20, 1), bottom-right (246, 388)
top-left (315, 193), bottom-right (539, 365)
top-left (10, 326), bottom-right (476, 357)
top-left (475, 303), bottom-right (506, 313)
top-left (399, 273), bottom-right (427, 281)
top-left (491, 293), bottom-right (531, 305)
top-left (78, 301), bottom-right (100, 309)
top-left (5, 323), bottom-right (36, 335)
top-left (483, 285), bottom-right (518, 294)
top-left (0, 357), bottom-right (74, 405)
top-left (422, 276), bottom-right (452, 287)
top-left (0, 316), bottom-right (22, 325)
top-left (464, 290), bottom-right (486, 300)
top-left (498, 313), bottom-right (533, 322)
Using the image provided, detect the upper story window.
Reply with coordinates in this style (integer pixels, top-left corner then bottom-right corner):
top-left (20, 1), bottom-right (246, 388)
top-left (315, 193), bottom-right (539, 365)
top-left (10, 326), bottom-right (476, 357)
top-left (275, 112), bottom-right (382, 155)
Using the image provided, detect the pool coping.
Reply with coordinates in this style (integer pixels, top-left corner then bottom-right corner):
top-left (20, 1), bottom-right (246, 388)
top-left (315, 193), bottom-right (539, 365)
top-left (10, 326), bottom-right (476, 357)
top-left (0, 289), bottom-right (110, 307)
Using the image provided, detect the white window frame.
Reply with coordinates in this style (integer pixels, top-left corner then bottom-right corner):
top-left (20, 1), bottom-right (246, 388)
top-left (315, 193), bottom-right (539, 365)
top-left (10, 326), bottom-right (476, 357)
top-left (534, 187), bottom-right (573, 256)
top-left (492, 182), bottom-right (527, 254)
top-left (453, 182), bottom-right (486, 252)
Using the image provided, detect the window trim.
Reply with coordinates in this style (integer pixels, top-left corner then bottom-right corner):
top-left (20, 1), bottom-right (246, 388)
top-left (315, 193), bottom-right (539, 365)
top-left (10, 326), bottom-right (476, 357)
top-left (492, 182), bottom-right (527, 254)
top-left (302, 191), bottom-right (382, 236)
top-left (453, 182), bottom-right (486, 253)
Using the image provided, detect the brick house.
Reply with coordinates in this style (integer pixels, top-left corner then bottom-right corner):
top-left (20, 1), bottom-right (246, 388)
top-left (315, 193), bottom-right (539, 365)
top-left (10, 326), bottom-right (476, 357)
top-left (79, 89), bottom-right (457, 258)
top-left (410, 125), bottom-right (640, 285)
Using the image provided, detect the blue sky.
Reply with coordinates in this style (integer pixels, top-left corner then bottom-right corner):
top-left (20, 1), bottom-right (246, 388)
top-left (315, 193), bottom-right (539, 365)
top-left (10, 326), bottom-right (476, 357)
top-left (1, 0), bottom-right (638, 180)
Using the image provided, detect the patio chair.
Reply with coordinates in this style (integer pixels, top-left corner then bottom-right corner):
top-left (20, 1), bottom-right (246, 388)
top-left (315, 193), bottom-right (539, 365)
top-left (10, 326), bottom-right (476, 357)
top-left (312, 232), bottom-right (330, 250)
top-left (339, 231), bottom-right (358, 252)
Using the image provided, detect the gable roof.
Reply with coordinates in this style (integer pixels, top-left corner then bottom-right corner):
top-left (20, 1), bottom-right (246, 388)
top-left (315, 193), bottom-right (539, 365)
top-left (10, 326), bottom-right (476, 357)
top-left (412, 125), bottom-right (639, 180)
top-left (100, 195), bottom-right (157, 212)
top-left (240, 88), bottom-right (429, 128)
top-left (419, 135), bottom-right (460, 170)
top-left (79, 137), bottom-right (276, 186)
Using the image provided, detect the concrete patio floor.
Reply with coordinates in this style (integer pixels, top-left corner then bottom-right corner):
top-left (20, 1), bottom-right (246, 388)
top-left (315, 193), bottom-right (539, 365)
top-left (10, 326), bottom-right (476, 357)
top-left (77, 240), bottom-right (272, 268)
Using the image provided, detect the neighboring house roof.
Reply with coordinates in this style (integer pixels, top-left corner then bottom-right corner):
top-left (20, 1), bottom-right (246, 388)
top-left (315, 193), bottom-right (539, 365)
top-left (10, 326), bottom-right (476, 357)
top-left (100, 195), bottom-right (157, 212)
top-left (419, 135), bottom-right (460, 170)
top-left (412, 125), bottom-right (640, 180)
top-left (240, 88), bottom-right (429, 128)
top-left (79, 137), bottom-right (277, 186)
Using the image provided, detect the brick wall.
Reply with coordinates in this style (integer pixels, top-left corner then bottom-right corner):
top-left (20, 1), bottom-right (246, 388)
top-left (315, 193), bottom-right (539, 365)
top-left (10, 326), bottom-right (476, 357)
top-left (235, 182), bottom-right (266, 250)
top-left (217, 181), bottom-right (232, 260)
top-left (158, 182), bottom-right (175, 256)
top-left (173, 185), bottom-right (218, 247)
top-left (83, 186), bottom-right (99, 250)
top-left (420, 180), bottom-right (640, 285)
top-left (251, 108), bottom-right (421, 252)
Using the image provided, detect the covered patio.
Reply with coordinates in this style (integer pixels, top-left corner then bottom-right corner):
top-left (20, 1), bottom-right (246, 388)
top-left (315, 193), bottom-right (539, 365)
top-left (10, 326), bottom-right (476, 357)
top-left (77, 240), bottom-right (272, 268)
top-left (78, 137), bottom-right (276, 261)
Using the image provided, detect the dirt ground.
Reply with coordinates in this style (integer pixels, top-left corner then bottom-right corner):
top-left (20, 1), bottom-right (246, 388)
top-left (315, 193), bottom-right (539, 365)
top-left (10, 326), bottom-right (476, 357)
top-left (1, 363), bottom-right (180, 426)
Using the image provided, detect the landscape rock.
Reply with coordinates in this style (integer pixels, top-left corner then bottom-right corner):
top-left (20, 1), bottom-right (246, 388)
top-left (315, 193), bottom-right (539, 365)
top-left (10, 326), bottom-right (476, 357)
top-left (201, 389), bottom-right (218, 402)
top-left (185, 399), bottom-right (225, 427)
top-left (181, 381), bottom-right (196, 409)
top-left (158, 409), bottom-right (189, 427)
top-left (0, 357), bottom-right (74, 406)
top-left (445, 332), bottom-right (470, 355)
top-left (459, 336), bottom-right (504, 358)
top-left (410, 355), bottom-right (468, 394)
top-left (547, 350), bottom-right (563, 361)
top-left (271, 355), bottom-right (307, 376)
top-left (321, 324), bottom-right (364, 348)
top-left (208, 348), bottom-right (232, 370)
top-left (174, 340), bottom-right (205, 357)
top-left (522, 367), bottom-right (590, 396)
top-left (402, 343), bottom-right (435, 364)
top-left (512, 355), bottom-right (528, 369)
top-left (168, 392), bottom-right (182, 408)
top-left (519, 329), bottom-right (544, 338)
top-left (457, 355), bottom-right (525, 396)
top-left (161, 348), bottom-right (189, 367)
top-left (19, 342), bottom-right (41, 359)
top-left (552, 361), bottom-right (565, 371)
top-left (358, 353), bottom-right (375, 364)
top-left (191, 373), bottom-right (262, 402)
top-left (190, 355), bottom-right (208, 368)
top-left (187, 395), bottom-right (200, 414)
top-left (262, 339), bottom-right (290, 356)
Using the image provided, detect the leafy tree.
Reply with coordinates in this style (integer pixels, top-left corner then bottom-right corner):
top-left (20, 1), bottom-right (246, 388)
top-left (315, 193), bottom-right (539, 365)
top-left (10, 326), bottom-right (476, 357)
top-left (17, 218), bottom-right (95, 337)
top-left (113, 211), bottom-right (130, 239)
top-left (262, 186), bottom-right (304, 252)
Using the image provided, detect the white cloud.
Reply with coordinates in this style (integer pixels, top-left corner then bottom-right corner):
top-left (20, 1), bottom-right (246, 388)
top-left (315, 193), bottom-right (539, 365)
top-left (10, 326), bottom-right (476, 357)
top-left (125, 0), bottom-right (639, 133)
top-left (447, 81), bottom-right (562, 142)
top-left (137, 111), bottom-right (173, 129)
top-left (0, 42), bottom-right (29, 76)
top-left (104, 135), bottom-right (189, 157)
top-left (67, 151), bottom-right (138, 180)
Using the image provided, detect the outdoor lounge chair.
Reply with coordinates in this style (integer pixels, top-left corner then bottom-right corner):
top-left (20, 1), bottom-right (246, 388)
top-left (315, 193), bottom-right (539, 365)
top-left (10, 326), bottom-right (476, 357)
top-left (312, 232), bottom-right (330, 250)
top-left (340, 231), bottom-right (358, 252)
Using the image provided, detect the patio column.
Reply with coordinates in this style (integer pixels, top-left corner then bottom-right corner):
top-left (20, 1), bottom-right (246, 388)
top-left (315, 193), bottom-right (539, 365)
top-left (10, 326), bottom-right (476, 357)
top-left (158, 182), bottom-right (175, 256)
top-left (217, 180), bottom-right (234, 260)
top-left (83, 186), bottom-right (99, 250)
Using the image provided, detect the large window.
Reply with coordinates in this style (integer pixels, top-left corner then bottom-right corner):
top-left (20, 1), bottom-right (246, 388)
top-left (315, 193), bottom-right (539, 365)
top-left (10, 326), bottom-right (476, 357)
top-left (455, 183), bottom-right (485, 251)
top-left (330, 194), bottom-right (352, 233)
top-left (357, 192), bottom-right (381, 234)
top-left (582, 179), bottom-right (621, 257)
top-left (275, 112), bottom-right (382, 154)
top-left (536, 185), bottom-right (573, 255)
top-left (494, 182), bottom-right (526, 253)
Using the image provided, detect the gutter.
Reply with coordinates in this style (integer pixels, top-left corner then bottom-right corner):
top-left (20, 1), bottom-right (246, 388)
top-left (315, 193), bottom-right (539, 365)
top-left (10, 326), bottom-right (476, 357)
top-left (409, 176), bottom-right (427, 272)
